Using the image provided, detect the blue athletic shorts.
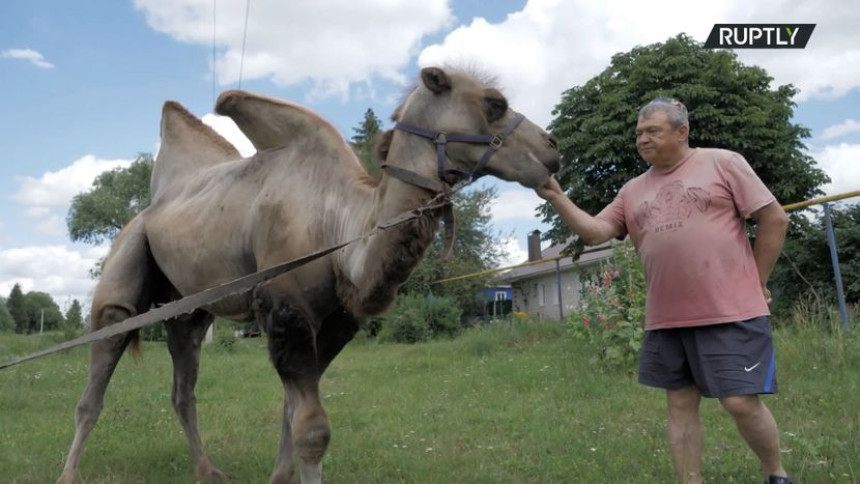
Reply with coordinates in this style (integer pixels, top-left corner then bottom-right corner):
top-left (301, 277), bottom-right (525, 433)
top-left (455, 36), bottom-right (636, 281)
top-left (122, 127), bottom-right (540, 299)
top-left (638, 316), bottom-right (778, 398)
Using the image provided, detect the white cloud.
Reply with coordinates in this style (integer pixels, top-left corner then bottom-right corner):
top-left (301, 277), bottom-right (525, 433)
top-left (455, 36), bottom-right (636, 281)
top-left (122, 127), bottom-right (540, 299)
top-left (418, 0), bottom-right (860, 127)
top-left (201, 114), bottom-right (256, 157)
top-left (134, 0), bottom-right (453, 98)
top-left (1, 48), bottom-right (54, 69)
top-left (811, 143), bottom-right (860, 197)
top-left (34, 216), bottom-right (68, 237)
top-left (490, 187), bottom-right (545, 222)
top-left (11, 155), bottom-right (131, 209)
top-left (820, 119), bottom-right (860, 141)
top-left (0, 244), bottom-right (110, 311)
top-left (497, 237), bottom-right (529, 267)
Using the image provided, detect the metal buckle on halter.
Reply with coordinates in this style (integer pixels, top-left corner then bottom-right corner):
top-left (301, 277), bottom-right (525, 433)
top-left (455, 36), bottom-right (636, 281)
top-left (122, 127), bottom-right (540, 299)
top-left (489, 134), bottom-right (504, 149)
top-left (434, 132), bottom-right (448, 145)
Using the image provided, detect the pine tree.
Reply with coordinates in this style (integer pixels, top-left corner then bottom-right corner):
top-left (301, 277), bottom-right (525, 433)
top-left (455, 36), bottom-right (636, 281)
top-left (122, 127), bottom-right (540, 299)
top-left (350, 108), bottom-right (384, 177)
top-left (65, 299), bottom-right (83, 329)
top-left (7, 283), bottom-right (27, 334)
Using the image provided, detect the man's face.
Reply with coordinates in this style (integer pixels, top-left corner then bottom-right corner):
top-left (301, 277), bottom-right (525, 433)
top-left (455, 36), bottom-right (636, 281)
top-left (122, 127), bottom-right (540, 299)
top-left (635, 111), bottom-right (686, 166)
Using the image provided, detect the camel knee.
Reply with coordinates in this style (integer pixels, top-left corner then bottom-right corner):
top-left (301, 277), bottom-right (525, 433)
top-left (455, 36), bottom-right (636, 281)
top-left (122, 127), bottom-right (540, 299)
top-left (293, 415), bottom-right (330, 463)
top-left (294, 425), bottom-right (330, 463)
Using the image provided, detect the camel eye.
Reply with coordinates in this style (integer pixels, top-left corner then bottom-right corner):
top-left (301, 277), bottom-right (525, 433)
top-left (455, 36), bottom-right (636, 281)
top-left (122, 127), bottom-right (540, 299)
top-left (485, 97), bottom-right (508, 122)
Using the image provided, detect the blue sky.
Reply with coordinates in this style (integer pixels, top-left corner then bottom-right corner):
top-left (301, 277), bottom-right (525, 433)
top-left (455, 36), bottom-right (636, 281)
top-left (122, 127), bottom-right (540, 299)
top-left (2, 0), bottom-right (859, 309)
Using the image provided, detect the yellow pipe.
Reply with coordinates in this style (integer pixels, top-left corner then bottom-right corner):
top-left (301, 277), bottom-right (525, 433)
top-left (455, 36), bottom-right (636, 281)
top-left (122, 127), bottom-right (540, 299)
top-left (781, 190), bottom-right (860, 212)
top-left (430, 246), bottom-right (607, 285)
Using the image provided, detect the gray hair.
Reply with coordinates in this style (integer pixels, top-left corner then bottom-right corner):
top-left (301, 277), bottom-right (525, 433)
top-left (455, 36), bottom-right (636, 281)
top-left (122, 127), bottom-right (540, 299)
top-left (639, 97), bottom-right (689, 129)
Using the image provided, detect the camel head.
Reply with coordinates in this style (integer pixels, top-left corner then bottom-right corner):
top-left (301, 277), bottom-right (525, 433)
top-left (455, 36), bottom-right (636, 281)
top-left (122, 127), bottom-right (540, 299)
top-left (386, 67), bottom-right (560, 189)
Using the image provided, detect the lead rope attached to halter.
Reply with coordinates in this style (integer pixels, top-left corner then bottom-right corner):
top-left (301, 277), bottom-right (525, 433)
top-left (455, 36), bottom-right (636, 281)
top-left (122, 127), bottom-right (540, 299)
top-left (0, 192), bottom-right (454, 371)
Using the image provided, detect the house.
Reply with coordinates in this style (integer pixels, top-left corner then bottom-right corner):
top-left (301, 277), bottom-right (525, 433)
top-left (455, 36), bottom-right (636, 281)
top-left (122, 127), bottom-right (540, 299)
top-left (501, 230), bottom-right (613, 321)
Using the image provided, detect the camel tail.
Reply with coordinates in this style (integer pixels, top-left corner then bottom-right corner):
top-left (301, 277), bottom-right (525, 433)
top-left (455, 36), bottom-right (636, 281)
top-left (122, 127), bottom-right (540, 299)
top-left (127, 329), bottom-right (143, 362)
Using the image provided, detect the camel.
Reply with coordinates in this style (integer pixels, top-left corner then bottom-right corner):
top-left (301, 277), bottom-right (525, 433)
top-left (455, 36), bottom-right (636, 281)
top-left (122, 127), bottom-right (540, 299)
top-left (56, 67), bottom-right (560, 484)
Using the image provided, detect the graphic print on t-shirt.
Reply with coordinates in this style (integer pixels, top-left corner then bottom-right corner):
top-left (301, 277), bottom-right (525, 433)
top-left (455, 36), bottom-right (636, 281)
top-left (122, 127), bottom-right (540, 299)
top-left (633, 180), bottom-right (712, 233)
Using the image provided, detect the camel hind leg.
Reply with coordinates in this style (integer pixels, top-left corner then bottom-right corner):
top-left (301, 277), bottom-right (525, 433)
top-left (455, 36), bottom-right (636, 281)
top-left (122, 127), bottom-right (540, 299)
top-left (164, 309), bottom-right (227, 483)
top-left (57, 215), bottom-right (163, 484)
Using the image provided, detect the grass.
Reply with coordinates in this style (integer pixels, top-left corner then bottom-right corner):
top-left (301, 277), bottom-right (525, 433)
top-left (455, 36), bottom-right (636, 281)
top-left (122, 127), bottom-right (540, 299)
top-left (0, 318), bottom-right (858, 483)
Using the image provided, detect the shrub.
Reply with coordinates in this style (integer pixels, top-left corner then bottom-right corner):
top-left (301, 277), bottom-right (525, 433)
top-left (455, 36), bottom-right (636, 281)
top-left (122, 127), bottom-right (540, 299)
top-left (378, 294), bottom-right (462, 344)
top-left (424, 296), bottom-right (462, 339)
top-left (379, 295), bottom-right (430, 343)
top-left (568, 241), bottom-right (646, 369)
top-left (215, 332), bottom-right (238, 353)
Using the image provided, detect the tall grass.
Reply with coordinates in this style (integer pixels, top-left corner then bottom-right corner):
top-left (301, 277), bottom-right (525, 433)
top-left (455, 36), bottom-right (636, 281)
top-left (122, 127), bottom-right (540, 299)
top-left (0, 315), bottom-right (857, 483)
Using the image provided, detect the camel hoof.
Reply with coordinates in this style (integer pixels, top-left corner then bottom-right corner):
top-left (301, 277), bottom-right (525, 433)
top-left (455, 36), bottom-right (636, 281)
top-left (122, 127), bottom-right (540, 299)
top-left (195, 464), bottom-right (229, 483)
top-left (56, 471), bottom-right (77, 484)
top-left (268, 468), bottom-right (296, 484)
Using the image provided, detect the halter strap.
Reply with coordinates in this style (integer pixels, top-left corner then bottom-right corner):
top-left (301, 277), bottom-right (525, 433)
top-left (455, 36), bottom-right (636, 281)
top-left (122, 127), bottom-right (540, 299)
top-left (393, 112), bottom-right (525, 184)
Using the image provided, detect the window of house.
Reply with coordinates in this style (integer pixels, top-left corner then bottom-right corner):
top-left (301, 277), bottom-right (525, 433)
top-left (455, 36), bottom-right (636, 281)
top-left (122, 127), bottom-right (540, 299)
top-left (538, 283), bottom-right (546, 306)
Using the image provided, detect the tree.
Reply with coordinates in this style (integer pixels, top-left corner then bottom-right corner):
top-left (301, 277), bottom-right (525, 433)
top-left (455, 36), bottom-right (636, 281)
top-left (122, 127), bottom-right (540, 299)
top-left (65, 299), bottom-right (84, 329)
top-left (401, 186), bottom-right (510, 318)
top-left (542, 33), bottom-right (830, 251)
top-left (7, 283), bottom-right (27, 334)
top-left (22, 291), bottom-right (64, 333)
top-left (350, 108), bottom-right (384, 178)
top-left (67, 153), bottom-right (154, 245)
top-left (0, 297), bottom-right (13, 332)
top-left (770, 203), bottom-right (860, 315)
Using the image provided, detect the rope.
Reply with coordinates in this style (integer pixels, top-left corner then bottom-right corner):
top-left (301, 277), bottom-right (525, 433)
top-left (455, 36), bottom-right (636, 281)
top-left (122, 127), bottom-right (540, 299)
top-left (0, 178), bottom-right (474, 370)
top-left (237, 0), bottom-right (251, 89)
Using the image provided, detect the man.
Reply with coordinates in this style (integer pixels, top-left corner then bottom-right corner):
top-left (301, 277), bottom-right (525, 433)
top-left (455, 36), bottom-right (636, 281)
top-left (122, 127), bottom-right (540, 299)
top-left (537, 98), bottom-right (792, 484)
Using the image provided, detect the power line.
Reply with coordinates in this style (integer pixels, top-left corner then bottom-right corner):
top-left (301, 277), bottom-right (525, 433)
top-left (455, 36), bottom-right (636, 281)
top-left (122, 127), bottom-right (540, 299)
top-left (238, 0), bottom-right (251, 89)
top-left (211, 0), bottom-right (217, 104)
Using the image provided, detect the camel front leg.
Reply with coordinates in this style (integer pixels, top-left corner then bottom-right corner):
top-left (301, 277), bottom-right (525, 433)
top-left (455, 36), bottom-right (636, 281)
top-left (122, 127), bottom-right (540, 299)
top-left (267, 307), bottom-right (357, 484)
top-left (269, 395), bottom-right (297, 483)
top-left (165, 312), bottom-right (226, 483)
top-left (262, 298), bottom-right (330, 484)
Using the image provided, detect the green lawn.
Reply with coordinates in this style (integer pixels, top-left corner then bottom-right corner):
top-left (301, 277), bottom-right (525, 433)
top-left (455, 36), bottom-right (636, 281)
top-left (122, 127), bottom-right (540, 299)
top-left (0, 320), bottom-right (857, 483)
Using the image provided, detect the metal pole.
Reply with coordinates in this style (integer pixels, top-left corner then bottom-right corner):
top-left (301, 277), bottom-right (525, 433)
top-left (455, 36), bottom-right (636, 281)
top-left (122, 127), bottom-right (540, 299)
top-left (822, 202), bottom-right (850, 332)
top-left (40, 309), bottom-right (44, 334)
top-left (555, 259), bottom-right (564, 321)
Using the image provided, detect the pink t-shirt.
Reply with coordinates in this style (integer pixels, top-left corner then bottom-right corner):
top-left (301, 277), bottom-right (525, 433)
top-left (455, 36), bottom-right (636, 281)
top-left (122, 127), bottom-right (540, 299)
top-left (596, 148), bottom-right (775, 330)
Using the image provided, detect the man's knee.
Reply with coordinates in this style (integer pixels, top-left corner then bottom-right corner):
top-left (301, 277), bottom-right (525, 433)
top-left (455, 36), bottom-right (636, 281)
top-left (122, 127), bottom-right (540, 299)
top-left (667, 386), bottom-right (701, 413)
top-left (719, 394), bottom-right (761, 417)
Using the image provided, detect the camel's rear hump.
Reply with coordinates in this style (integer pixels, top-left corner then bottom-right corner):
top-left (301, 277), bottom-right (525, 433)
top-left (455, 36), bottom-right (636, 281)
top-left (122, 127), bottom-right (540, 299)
top-left (151, 101), bottom-right (241, 198)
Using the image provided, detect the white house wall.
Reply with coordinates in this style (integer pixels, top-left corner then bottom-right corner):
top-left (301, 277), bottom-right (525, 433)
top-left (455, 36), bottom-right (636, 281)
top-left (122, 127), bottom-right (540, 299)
top-left (512, 265), bottom-right (598, 321)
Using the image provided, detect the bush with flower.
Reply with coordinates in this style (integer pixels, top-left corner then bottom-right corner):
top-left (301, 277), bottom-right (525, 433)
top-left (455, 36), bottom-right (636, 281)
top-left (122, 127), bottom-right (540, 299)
top-left (567, 241), bottom-right (646, 369)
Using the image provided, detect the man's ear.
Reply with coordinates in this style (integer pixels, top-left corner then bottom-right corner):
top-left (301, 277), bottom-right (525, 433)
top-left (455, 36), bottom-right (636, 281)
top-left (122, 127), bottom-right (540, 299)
top-left (375, 130), bottom-right (394, 161)
top-left (678, 124), bottom-right (689, 143)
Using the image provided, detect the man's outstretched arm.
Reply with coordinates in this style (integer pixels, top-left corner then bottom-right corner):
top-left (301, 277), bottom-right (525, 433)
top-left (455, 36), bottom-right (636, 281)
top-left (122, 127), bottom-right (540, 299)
top-left (536, 177), bottom-right (623, 246)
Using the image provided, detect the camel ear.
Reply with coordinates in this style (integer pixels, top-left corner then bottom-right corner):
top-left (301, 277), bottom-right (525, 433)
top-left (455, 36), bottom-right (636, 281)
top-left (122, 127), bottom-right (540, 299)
top-left (421, 67), bottom-right (451, 94)
top-left (375, 130), bottom-right (394, 161)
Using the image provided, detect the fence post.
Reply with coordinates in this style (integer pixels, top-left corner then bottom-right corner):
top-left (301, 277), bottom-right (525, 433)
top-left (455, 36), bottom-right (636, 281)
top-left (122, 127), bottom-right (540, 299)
top-left (822, 202), bottom-right (850, 332)
top-left (555, 259), bottom-right (564, 321)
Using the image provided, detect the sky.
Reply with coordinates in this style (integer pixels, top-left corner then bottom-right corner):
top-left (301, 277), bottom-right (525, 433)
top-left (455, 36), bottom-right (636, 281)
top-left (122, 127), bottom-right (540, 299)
top-left (1, 0), bottom-right (859, 312)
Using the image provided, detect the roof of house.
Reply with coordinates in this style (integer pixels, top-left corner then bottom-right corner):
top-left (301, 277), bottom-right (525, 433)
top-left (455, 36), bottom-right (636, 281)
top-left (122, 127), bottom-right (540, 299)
top-left (501, 238), bottom-right (614, 283)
